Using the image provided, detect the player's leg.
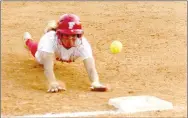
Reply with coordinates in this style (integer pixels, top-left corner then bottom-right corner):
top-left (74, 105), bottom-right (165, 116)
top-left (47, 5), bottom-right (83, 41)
top-left (23, 32), bottom-right (38, 57)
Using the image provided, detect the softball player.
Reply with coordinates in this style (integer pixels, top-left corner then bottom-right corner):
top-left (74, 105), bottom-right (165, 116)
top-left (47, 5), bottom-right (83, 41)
top-left (23, 14), bottom-right (109, 93)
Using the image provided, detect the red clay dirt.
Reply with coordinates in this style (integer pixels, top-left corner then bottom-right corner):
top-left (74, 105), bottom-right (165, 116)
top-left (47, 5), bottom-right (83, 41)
top-left (1, 1), bottom-right (187, 117)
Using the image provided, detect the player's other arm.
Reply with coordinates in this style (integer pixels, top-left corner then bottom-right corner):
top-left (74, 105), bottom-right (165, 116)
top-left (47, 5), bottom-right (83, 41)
top-left (83, 57), bottom-right (109, 91)
top-left (83, 57), bottom-right (99, 84)
top-left (41, 51), bottom-right (65, 92)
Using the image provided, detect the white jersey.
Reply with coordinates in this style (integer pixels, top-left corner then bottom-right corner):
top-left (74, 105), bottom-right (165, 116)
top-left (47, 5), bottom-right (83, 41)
top-left (35, 31), bottom-right (93, 64)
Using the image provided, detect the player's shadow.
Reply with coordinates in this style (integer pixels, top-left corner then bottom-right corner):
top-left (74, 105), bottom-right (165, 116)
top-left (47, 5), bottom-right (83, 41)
top-left (13, 58), bottom-right (46, 92)
top-left (54, 61), bottom-right (91, 91)
top-left (17, 59), bottom-right (90, 92)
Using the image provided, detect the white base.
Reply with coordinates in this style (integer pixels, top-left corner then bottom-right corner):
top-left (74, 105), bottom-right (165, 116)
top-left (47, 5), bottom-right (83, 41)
top-left (3, 96), bottom-right (174, 117)
top-left (108, 95), bottom-right (173, 113)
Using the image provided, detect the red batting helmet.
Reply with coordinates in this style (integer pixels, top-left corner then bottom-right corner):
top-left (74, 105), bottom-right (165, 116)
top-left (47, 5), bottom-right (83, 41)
top-left (56, 14), bottom-right (84, 38)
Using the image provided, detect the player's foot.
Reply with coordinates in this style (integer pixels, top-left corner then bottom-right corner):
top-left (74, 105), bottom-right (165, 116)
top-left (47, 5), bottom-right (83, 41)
top-left (44, 20), bottom-right (57, 33)
top-left (23, 32), bottom-right (32, 49)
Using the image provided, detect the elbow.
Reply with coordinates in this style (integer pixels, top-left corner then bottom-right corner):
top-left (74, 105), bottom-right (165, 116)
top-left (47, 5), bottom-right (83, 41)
top-left (44, 67), bottom-right (53, 75)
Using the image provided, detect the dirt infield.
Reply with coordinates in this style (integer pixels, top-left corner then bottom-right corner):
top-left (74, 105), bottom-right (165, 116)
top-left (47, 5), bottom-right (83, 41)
top-left (2, 1), bottom-right (187, 117)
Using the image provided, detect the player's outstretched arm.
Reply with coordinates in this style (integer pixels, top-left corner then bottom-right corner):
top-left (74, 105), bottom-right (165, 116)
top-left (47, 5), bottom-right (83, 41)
top-left (41, 51), bottom-right (66, 93)
top-left (83, 57), bottom-right (99, 83)
top-left (83, 57), bottom-right (108, 91)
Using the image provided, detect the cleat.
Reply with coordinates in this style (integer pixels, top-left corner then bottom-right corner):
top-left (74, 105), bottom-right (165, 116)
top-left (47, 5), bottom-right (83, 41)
top-left (23, 32), bottom-right (32, 49)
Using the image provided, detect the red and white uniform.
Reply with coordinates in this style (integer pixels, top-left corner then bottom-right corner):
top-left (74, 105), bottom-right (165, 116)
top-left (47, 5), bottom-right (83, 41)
top-left (35, 31), bottom-right (93, 64)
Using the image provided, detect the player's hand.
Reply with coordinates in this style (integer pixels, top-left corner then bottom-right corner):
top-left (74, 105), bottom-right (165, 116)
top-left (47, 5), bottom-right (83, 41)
top-left (90, 82), bottom-right (110, 92)
top-left (47, 81), bottom-right (66, 93)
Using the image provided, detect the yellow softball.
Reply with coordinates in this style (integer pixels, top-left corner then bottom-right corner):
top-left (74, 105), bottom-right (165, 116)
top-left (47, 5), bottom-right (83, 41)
top-left (110, 40), bottom-right (123, 54)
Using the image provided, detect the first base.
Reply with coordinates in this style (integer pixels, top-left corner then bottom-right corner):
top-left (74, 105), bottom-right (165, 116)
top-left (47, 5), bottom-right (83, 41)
top-left (108, 95), bottom-right (173, 113)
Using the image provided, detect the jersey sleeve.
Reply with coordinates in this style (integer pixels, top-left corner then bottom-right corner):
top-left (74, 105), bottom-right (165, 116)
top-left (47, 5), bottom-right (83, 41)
top-left (75, 37), bottom-right (93, 60)
top-left (37, 31), bottom-right (57, 53)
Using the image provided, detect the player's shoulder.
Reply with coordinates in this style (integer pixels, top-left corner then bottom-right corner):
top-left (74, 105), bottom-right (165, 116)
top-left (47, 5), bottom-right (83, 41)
top-left (81, 36), bottom-right (87, 41)
top-left (78, 36), bottom-right (92, 50)
top-left (40, 31), bottom-right (56, 41)
top-left (38, 31), bottom-right (57, 52)
top-left (81, 36), bottom-right (89, 44)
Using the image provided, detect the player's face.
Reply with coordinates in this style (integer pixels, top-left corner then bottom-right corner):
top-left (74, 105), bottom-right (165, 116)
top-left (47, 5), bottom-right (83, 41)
top-left (61, 34), bottom-right (77, 48)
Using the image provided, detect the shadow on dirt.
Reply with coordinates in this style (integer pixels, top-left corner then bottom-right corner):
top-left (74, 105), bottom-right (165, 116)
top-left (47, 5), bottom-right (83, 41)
top-left (10, 55), bottom-right (91, 92)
